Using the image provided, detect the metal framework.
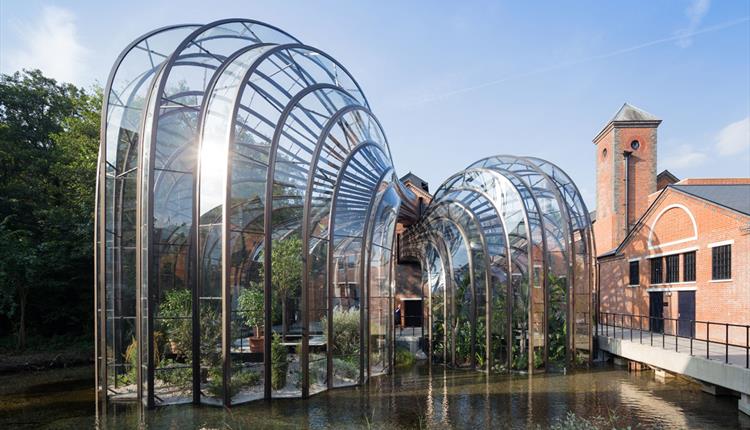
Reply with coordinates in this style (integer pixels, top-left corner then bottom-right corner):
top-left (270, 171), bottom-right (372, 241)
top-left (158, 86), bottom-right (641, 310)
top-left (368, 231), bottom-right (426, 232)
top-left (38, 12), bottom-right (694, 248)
top-left (399, 156), bottom-right (596, 373)
top-left (94, 19), bottom-right (416, 407)
top-left (95, 19), bottom-right (595, 409)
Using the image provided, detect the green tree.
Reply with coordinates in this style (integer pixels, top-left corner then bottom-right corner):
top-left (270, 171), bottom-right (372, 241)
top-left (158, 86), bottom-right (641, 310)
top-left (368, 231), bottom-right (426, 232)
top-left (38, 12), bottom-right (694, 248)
top-left (271, 236), bottom-right (302, 340)
top-left (0, 70), bottom-right (99, 349)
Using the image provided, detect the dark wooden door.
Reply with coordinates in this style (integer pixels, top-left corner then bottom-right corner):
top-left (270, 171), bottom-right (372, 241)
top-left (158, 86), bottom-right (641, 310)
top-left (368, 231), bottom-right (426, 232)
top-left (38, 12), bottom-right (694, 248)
top-left (403, 300), bottom-right (423, 327)
top-left (649, 292), bottom-right (664, 333)
top-left (678, 291), bottom-right (696, 337)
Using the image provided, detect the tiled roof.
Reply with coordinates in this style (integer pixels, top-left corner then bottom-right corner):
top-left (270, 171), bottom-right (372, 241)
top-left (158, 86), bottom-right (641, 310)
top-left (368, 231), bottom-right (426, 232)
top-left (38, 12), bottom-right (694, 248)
top-left (672, 184), bottom-right (750, 216)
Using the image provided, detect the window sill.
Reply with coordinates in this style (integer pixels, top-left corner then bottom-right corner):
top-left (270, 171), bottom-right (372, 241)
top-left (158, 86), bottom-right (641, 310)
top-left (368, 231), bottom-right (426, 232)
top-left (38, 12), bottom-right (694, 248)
top-left (646, 286), bottom-right (698, 292)
top-left (709, 278), bottom-right (732, 283)
top-left (649, 281), bottom-right (696, 287)
top-left (626, 284), bottom-right (639, 288)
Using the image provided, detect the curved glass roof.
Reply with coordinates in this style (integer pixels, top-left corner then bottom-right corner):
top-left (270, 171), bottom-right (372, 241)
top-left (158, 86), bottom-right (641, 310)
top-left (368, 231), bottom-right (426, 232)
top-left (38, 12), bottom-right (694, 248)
top-left (96, 19), bottom-right (595, 409)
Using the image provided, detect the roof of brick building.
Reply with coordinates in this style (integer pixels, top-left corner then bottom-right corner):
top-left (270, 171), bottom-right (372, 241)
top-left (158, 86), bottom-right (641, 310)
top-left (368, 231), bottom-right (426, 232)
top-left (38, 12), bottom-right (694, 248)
top-left (672, 184), bottom-right (750, 216)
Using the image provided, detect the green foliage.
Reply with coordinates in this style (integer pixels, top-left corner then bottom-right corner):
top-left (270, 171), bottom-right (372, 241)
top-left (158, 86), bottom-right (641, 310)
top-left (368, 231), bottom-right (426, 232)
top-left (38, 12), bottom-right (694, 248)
top-left (158, 359), bottom-right (192, 390)
top-left (237, 283), bottom-right (264, 333)
top-left (158, 290), bottom-right (193, 359)
top-left (547, 274), bottom-right (567, 364)
top-left (157, 289), bottom-right (221, 370)
top-left (333, 357), bottom-right (359, 379)
top-left (542, 411), bottom-right (628, 430)
top-left (454, 319), bottom-right (472, 365)
top-left (395, 346), bottom-right (415, 368)
top-left (322, 307), bottom-right (360, 357)
top-left (117, 337), bottom-right (139, 385)
top-left (206, 367), bottom-right (260, 398)
top-left (270, 332), bottom-right (287, 390)
top-left (271, 237), bottom-right (302, 337)
top-left (0, 70), bottom-right (100, 348)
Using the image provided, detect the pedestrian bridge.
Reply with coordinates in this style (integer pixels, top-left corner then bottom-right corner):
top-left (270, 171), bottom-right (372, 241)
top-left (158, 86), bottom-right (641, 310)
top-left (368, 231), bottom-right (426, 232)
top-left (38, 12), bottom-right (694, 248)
top-left (597, 312), bottom-right (750, 416)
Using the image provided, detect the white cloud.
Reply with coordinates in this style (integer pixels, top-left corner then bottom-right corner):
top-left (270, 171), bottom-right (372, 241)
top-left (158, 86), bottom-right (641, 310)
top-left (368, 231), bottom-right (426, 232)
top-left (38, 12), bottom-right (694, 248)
top-left (675, 0), bottom-right (711, 48)
top-left (716, 116), bottom-right (750, 156)
top-left (662, 144), bottom-right (708, 170)
top-left (6, 6), bottom-right (88, 84)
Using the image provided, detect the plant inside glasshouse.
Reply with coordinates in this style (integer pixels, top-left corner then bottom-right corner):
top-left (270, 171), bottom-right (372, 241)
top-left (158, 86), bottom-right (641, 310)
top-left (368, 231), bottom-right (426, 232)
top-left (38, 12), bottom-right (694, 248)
top-left (238, 282), bottom-right (265, 352)
top-left (271, 332), bottom-right (288, 390)
top-left (323, 307), bottom-right (360, 358)
top-left (395, 346), bottom-right (416, 367)
top-left (206, 367), bottom-right (261, 398)
top-left (547, 274), bottom-right (568, 365)
top-left (270, 237), bottom-right (302, 341)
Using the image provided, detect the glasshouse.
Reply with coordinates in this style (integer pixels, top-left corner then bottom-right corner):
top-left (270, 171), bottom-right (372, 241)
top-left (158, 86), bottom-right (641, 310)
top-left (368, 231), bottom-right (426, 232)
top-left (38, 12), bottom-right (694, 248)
top-left (95, 18), bottom-right (595, 408)
top-left (398, 157), bottom-right (595, 373)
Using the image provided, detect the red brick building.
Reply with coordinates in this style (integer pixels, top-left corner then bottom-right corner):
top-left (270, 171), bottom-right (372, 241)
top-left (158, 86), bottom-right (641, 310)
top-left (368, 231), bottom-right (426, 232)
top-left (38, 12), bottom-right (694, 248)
top-left (595, 104), bottom-right (750, 343)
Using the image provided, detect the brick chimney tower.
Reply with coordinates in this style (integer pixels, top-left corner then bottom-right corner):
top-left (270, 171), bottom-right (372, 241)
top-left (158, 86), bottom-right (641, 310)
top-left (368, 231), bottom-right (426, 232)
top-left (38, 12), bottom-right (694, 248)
top-left (593, 103), bottom-right (661, 252)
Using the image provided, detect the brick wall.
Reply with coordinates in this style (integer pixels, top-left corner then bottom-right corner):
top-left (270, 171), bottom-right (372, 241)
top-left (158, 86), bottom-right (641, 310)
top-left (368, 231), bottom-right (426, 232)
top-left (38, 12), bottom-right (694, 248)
top-left (593, 124), bottom-right (657, 252)
top-left (599, 188), bottom-right (750, 343)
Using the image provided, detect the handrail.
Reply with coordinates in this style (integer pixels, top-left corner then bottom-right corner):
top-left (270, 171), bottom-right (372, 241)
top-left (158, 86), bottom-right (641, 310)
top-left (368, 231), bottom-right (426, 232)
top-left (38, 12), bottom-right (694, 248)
top-left (598, 311), bottom-right (749, 369)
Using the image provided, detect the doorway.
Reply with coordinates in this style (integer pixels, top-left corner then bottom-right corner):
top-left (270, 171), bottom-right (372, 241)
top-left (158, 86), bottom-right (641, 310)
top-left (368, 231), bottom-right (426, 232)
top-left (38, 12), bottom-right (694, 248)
top-left (403, 299), bottom-right (423, 328)
top-left (649, 292), bottom-right (664, 334)
top-left (677, 291), bottom-right (696, 337)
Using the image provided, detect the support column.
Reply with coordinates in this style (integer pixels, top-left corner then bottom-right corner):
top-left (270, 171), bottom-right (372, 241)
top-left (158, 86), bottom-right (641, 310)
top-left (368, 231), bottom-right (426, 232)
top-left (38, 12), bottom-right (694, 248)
top-left (739, 393), bottom-right (750, 417)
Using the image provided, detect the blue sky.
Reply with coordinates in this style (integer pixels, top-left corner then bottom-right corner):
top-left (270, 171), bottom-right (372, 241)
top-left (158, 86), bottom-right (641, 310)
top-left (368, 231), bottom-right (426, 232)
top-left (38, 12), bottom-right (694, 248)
top-left (1, 0), bottom-right (748, 207)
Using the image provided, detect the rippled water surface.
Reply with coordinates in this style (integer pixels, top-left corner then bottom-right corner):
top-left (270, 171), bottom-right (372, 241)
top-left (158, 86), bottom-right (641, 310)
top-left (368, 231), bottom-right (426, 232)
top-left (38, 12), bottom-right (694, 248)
top-left (1, 363), bottom-right (747, 429)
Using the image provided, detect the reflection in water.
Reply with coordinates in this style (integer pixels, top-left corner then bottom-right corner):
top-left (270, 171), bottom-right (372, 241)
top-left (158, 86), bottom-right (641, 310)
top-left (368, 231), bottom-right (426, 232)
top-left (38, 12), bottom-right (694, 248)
top-left (0, 364), bottom-right (745, 429)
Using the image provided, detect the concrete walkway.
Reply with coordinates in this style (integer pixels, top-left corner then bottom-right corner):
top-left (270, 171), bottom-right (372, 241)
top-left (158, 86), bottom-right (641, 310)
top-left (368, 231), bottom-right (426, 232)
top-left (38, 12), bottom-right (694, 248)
top-left (598, 324), bottom-right (749, 368)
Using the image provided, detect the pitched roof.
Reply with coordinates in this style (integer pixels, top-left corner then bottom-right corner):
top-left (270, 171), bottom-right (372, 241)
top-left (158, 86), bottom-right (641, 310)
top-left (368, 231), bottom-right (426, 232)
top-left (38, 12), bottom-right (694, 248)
top-left (593, 103), bottom-right (662, 143)
top-left (672, 184), bottom-right (750, 216)
top-left (609, 103), bottom-right (660, 122)
top-left (400, 172), bottom-right (428, 187)
top-left (657, 169), bottom-right (679, 183)
top-left (599, 183), bottom-right (750, 260)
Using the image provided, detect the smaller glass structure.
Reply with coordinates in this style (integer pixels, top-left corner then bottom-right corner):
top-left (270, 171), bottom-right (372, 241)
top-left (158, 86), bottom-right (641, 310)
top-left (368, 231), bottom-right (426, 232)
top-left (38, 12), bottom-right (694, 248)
top-left (399, 156), bottom-right (596, 373)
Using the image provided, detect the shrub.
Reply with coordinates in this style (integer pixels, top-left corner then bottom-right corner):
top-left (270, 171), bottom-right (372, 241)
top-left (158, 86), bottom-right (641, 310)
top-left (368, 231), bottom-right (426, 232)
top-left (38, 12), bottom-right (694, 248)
top-left (206, 367), bottom-right (260, 398)
top-left (322, 307), bottom-right (360, 357)
top-left (158, 359), bottom-right (192, 389)
top-left (271, 332), bottom-right (287, 390)
top-left (395, 346), bottom-right (415, 367)
top-left (333, 357), bottom-right (359, 380)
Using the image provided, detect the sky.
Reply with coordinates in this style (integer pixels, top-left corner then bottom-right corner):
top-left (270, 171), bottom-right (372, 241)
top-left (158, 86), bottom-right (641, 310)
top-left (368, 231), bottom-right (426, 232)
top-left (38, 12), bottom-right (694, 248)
top-left (1, 0), bottom-right (748, 208)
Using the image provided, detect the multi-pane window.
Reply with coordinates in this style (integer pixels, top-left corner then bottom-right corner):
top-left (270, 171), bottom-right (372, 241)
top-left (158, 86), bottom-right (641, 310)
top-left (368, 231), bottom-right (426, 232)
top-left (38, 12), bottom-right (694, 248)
top-left (650, 257), bottom-right (663, 284)
top-left (712, 245), bottom-right (731, 280)
top-left (683, 251), bottom-right (696, 282)
top-left (665, 254), bottom-right (679, 283)
top-left (628, 261), bottom-right (639, 286)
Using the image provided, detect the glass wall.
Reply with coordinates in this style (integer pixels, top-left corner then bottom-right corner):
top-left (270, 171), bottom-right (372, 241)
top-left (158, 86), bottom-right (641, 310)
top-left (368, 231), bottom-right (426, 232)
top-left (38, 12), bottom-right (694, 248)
top-left (97, 19), bottom-right (402, 408)
top-left (96, 18), bottom-right (595, 408)
top-left (400, 158), bottom-right (595, 373)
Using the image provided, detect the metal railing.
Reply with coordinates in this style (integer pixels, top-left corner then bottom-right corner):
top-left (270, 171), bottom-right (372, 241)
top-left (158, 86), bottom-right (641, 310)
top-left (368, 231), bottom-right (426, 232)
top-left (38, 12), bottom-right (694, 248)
top-left (598, 312), bottom-right (749, 369)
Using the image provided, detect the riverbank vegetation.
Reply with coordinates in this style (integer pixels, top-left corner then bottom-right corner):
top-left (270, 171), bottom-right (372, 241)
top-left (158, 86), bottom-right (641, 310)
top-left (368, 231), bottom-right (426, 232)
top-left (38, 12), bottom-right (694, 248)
top-left (0, 70), bottom-right (99, 362)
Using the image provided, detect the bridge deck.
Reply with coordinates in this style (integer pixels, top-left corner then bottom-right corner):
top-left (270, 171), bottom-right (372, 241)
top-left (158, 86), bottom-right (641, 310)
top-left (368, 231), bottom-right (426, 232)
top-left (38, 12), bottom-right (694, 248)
top-left (597, 324), bottom-right (750, 416)
top-left (597, 325), bottom-right (749, 369)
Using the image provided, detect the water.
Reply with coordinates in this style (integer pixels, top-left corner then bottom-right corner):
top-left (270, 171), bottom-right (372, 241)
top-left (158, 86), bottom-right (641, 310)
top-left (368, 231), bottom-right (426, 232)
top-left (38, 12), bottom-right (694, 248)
top-left (0, 363), bottom-right (746, 429)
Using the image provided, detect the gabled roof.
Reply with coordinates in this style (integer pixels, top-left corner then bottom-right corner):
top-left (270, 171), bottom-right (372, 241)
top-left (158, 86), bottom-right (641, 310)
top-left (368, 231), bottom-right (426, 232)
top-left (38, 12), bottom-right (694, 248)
top-left (598, 183), bottom-right (750, 260)
top-left (400, 172), bottom-right (426, 186)
top-left (610, 103), bottom-right (660, 122)
top-left (657, 169), bottom-right (679, 183)
top-left (593, 103), bottom-right (662, 143)
top-left (672, 184), bottom-right (750, 216)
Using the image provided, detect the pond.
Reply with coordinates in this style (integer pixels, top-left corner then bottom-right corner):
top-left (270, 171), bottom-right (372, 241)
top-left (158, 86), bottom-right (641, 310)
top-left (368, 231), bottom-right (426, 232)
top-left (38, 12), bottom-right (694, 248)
top-left (0, 363), bottom-right (746, 429)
